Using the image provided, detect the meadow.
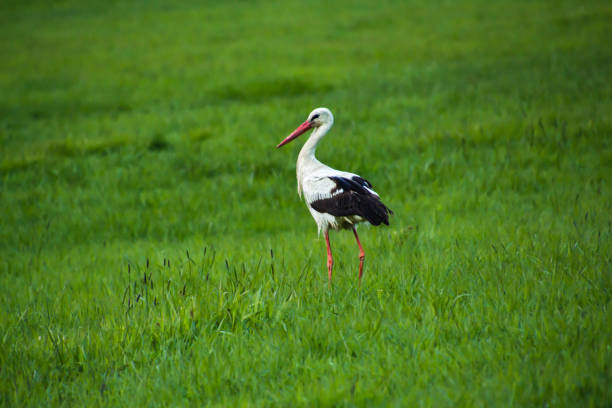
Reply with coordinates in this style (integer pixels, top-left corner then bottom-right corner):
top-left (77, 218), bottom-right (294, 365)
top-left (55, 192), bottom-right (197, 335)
top-left (1, 0), bottom-right (611, 406)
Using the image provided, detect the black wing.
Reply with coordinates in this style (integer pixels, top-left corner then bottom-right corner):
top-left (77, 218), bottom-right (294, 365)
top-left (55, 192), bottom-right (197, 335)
top-left (309, 176), bottom-right (393, 226)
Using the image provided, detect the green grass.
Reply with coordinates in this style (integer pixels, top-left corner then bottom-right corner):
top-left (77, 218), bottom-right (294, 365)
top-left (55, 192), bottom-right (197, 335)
top-left (1, 0), bottom-right (611, 406)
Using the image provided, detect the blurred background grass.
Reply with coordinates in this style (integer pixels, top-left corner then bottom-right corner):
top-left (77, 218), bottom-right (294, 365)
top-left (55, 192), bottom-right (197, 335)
top-left (1, 0), bottom-right (611, 406)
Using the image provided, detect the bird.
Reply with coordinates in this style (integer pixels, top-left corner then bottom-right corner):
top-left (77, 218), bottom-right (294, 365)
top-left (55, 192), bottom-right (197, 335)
top-left (276, 107), bottom-right (392, 284)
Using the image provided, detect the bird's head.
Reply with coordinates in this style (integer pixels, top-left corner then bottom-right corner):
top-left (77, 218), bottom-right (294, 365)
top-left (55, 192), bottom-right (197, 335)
top-left (276, 107), bottom-right (334, 148)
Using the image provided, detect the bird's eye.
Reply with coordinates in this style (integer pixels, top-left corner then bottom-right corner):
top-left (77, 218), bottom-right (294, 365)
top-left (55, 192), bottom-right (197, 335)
top-left (311, 114), bottom-right (320, 120)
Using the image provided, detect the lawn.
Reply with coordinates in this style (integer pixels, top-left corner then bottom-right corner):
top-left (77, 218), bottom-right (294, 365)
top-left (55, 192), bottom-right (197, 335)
top-left (1, 0), bottom-right (611, 406)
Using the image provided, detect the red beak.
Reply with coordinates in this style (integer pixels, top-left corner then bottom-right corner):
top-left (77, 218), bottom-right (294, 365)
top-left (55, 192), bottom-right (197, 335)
top-left (276, 120), bottom-right (313, 148)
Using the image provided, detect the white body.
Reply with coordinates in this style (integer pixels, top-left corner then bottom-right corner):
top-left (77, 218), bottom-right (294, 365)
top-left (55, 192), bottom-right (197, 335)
top-left (295, 110), bottom-right (380, 233)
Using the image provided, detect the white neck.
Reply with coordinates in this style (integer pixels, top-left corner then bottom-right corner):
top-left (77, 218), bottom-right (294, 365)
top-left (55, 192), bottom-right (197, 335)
top-left (296, 122), bottom-right (333, 196)
top-left (298, 123), bottom-right (332, 166)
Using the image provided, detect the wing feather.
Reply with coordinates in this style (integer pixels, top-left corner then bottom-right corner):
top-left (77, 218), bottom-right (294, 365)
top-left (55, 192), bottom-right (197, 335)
top-left (308, 176), bottom-right (392, 226)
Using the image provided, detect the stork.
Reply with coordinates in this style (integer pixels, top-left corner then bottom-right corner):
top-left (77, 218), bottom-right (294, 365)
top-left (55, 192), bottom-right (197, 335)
top-left (276, 107), bottom-right (392, 284)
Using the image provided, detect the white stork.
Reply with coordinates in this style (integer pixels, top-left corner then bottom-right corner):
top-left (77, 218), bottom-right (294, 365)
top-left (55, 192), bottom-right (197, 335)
top-left (276, 107), bottom-right (393, 283)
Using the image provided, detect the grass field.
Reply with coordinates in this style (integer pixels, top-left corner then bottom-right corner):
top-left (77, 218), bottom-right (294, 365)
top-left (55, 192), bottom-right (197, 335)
top-left (1, 0), bottom-right (611, 406)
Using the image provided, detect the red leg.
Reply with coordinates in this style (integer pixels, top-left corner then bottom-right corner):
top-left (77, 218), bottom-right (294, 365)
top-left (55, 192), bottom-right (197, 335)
top-left (325, 230), bottom-right (334, 284)
top-left (352, 226), bottom-right (365, 282)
